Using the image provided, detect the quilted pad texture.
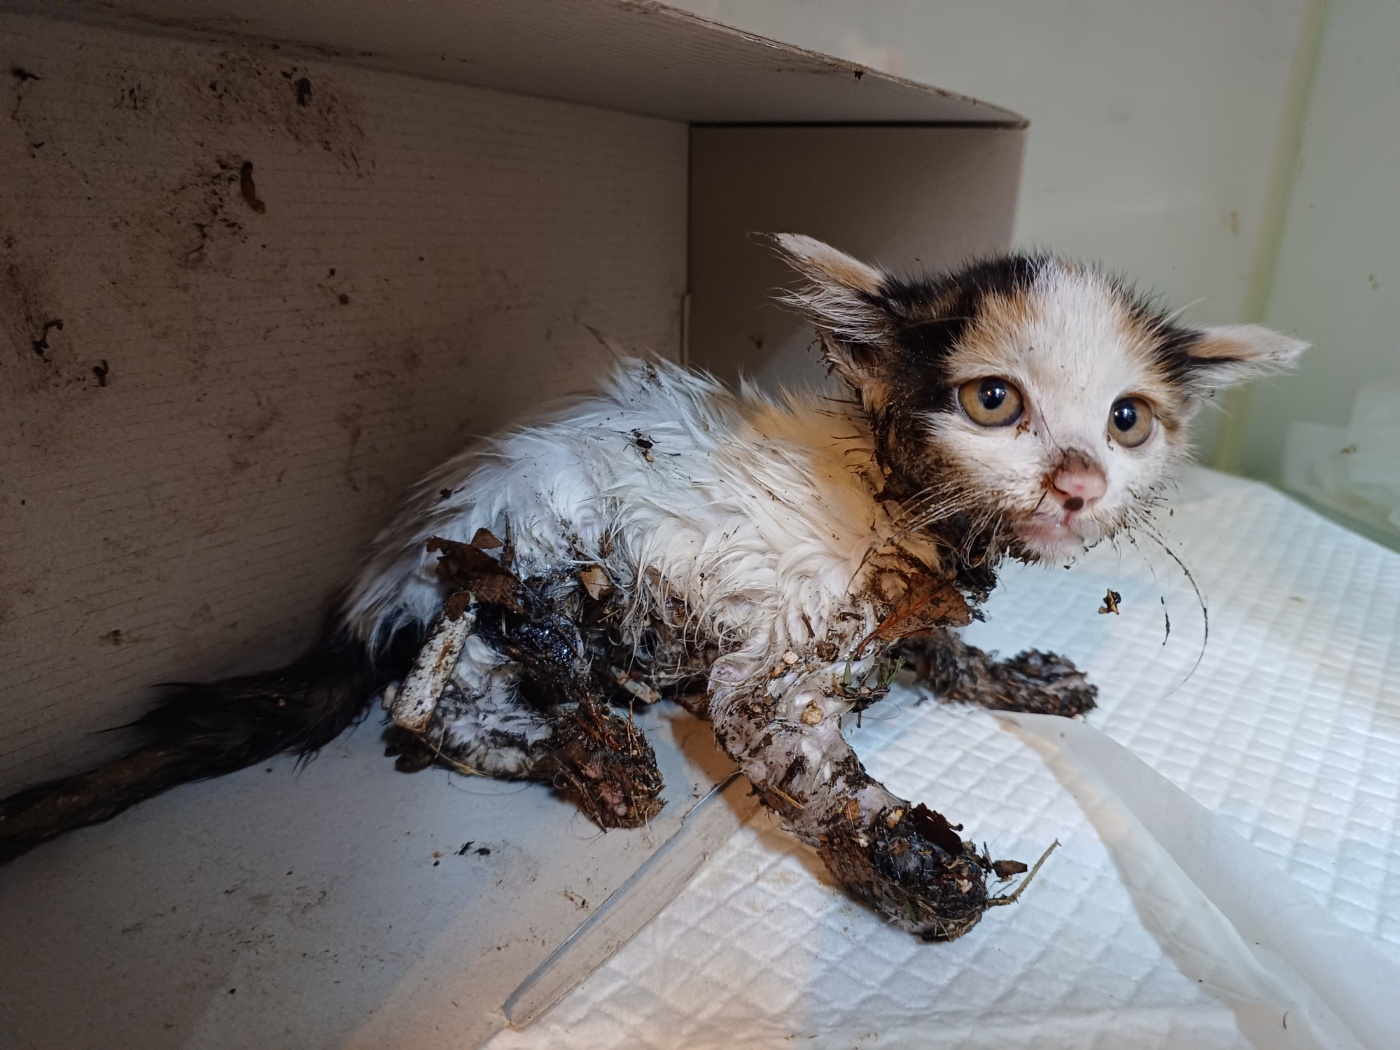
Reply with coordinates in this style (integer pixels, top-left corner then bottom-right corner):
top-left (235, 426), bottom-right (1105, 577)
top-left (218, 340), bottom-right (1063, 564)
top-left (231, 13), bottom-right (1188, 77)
top-left (485, 471), bottom-right (1400, 1050)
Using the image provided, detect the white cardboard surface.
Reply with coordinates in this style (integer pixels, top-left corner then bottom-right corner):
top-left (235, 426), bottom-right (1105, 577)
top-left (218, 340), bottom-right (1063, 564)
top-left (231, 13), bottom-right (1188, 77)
top-left (484, 471), bottom-right (1400, 1050)
top-left (688, 125), bottom-right (1025, 385)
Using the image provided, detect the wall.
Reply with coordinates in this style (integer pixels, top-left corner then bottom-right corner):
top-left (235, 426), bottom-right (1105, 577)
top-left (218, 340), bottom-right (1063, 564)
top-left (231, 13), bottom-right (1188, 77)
top-left (1236, 1), bottom-right (1400, 482)
top-left (688, 125), bottom-right (1023, 384)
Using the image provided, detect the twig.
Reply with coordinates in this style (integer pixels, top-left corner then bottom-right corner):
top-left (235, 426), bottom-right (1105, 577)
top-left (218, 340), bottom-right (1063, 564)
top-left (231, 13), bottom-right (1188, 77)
top-left (764, 783), bottom-right (806, 811)
top-left (987, 839), bottom-right (1060, 906)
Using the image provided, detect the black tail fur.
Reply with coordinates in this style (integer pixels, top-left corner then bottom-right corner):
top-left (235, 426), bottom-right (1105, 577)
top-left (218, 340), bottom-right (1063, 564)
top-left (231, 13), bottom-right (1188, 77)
top-left (0, 626), bottom-right (422, 864)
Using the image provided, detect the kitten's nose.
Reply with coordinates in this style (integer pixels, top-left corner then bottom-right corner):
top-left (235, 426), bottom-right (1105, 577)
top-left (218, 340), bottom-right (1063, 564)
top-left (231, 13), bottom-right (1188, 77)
top-left (1050, 463), bottom-right (1106, 513)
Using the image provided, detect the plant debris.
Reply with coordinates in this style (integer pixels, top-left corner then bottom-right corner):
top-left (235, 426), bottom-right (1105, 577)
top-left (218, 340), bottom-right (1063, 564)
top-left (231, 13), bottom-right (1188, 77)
top-left (402, 534), bottom-right (666, 829)
top-left (579, 564), bottom-right (612, 601)
top-left (388, 528), bottom-right (1070, 937)
top-left (857, 574), bottom-right (972, 652)
top-left (817, 799), bottom-right (992, 943)
top-left (1098, 588), bottom-right (1121, 615)
top-left (987, 839), bottom-right (1060, 906)
top-left (427, 535), bottom-right (522, 613)
top-left (991, 858), bottom-right (1028, 880)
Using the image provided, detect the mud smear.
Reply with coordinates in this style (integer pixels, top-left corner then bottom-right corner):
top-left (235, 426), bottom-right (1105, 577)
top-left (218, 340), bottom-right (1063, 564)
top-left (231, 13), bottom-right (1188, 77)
top-left (0, 246), bottom-right (93, 400)
top-left (238, 161), bottom-right (266, 214)
top-left (168, 157), bottom-right (249, 270)
top-left (30, 318), bottom-right (63, 361)
top-left (223, 392), bottom-right (284, 473)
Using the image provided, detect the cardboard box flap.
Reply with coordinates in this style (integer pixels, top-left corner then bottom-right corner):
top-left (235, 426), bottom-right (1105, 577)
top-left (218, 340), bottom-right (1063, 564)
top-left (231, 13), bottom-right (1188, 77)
top-left (15, 0), bottom-right (1024, 125)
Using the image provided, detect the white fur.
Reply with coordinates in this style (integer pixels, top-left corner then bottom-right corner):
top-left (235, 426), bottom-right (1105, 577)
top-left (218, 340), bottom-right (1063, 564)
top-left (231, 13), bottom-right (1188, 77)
top-left (345, 359), bottom-right (907, 685)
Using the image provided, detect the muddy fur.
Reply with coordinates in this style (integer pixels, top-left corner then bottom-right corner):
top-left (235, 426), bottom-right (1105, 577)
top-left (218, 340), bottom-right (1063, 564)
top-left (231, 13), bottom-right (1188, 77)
top-left (900, 630), bottom-right (1099, 719)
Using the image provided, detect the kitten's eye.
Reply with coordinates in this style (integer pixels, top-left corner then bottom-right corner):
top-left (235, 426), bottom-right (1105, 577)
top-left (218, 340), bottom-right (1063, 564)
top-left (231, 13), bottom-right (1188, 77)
top-left (1109, 396), bottom-right (1154, 447)
top-left (958, 377), bottom-right (1023, 427)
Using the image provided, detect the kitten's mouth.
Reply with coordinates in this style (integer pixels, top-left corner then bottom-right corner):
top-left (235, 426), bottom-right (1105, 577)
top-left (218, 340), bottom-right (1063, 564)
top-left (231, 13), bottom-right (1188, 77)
top-left (1013, 513), bottom-right (1092, 559)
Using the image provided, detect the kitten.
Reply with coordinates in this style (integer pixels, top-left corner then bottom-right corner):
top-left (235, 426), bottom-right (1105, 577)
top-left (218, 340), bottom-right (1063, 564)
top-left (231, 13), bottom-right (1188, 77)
top-left (0, 236), bottom-right (1305, 940)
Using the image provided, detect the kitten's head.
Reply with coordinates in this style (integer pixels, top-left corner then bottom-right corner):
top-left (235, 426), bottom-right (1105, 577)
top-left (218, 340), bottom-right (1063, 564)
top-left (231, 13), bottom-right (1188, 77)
top-left (772, 234), bottom-right (1307, 565)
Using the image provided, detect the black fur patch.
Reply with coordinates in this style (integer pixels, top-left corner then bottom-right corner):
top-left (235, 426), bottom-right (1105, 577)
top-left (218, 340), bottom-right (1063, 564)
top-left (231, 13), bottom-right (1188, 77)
top-left (1124, 291), bottom-right (1210, 390)
top-left (855, 256), bottom-right (1049, 499)
top-left (875, 255), bottom-right (1048, 413)
top-left (139, 625), bottom-right (422, 776)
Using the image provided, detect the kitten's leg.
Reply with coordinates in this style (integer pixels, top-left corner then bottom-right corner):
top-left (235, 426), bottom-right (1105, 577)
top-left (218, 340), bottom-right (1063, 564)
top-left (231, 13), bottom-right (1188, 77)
top-left (899, 629), bottom-right (1096, 718)
top-left (387, 617), bottom-right (665, 828)
top-left (383, 637), bottom-right (557, 777)
top-left (708, 644), bottom-right (1011, 942)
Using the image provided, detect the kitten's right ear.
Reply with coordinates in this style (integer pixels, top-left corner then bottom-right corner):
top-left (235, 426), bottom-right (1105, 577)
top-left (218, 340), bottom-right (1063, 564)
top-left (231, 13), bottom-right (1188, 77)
top-left (767, 234), bottom-right (895, 409)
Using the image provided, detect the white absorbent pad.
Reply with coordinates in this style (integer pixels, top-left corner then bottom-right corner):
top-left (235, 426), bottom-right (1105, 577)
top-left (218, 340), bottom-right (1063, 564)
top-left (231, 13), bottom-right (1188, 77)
top-left (485, 470), bottom-right (1400, 1050)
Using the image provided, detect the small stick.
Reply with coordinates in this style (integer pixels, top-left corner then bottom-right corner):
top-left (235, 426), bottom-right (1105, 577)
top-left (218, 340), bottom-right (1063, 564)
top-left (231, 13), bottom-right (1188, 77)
top-left (765, 783), bottom-right (806, 811)
top-left (391, 606), bottom-right (474, 732)
top-left (987, 839), bottom-right (1060, 907)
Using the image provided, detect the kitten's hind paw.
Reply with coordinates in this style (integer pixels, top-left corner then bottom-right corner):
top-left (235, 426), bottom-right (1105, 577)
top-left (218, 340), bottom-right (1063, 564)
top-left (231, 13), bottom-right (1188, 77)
top-left (540, 700), bottom-right (665, 829)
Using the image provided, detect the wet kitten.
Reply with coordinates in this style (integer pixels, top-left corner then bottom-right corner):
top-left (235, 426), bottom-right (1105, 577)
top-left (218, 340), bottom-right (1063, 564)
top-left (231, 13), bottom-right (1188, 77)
top-left (0, 236), bottom-right (1305, 939)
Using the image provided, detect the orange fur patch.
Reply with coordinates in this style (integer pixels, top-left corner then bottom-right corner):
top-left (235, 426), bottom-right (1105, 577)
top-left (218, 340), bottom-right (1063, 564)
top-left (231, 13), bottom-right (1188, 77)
top-left (812, 251), bottom-right (882, 295)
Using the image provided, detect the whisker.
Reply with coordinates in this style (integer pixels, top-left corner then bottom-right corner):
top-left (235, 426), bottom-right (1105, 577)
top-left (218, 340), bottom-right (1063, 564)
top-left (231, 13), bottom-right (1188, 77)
top-left (1132, 521), bottom-right (1209, 694)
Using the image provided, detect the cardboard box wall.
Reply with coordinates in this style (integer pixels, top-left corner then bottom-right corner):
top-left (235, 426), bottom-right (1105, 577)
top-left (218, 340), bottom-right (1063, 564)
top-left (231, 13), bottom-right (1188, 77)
top-left (0, 3), bottom-right (1024, 1046)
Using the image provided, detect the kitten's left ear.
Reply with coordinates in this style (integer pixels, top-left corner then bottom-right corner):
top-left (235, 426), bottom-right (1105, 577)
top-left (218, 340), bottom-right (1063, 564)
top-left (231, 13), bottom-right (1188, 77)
top-left (1182, 324), bottom-right (1309, 390)
top-left (767, 233), bottom-right (897, 409)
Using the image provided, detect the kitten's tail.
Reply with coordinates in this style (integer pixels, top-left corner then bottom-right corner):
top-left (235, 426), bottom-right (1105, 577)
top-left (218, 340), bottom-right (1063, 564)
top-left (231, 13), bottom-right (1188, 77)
top-left (0, 626), bottom-right (421, 864)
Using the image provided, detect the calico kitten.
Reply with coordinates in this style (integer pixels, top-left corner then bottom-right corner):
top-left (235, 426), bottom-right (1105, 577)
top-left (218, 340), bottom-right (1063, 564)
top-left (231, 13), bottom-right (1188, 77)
top-left (0, 236), bottom-right (1305, 940)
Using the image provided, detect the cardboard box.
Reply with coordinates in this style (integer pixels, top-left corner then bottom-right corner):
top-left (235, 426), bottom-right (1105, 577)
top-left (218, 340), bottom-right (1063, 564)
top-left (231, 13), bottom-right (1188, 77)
top-left (0, 3), bottom-right (1024, 1046)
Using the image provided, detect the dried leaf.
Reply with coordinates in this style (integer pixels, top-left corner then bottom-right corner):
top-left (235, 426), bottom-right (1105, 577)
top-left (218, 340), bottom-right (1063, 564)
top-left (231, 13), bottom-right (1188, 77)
top-left (992, 859), bottom-right (1028, 880)
top-left (906, 803), bottom-right (964, 855)
top-left (469, 527), bottom-right (503, 550)
top-left (579, 564), bottom-right (613, 601)
top-left (442, 590), bottom-right (473, 622)
top-left (427, 536), bottom-right (522, 612)
top-left (859, 574), bottom-right (971, 651)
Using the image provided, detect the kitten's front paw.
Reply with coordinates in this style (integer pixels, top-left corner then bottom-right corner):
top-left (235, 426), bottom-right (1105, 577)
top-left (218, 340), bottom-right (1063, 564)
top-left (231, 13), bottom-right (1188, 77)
top-left (907, 632), bottom-right (1097, 718)
top-left (817, 802), bottom-right (990, 942)
top-left (990, 649), bottom-right (1097, 717)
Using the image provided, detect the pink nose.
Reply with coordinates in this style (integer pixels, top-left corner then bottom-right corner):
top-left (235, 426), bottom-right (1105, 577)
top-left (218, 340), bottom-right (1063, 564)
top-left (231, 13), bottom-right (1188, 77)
top-left (1051, 465), bottom-right (1106, 513)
